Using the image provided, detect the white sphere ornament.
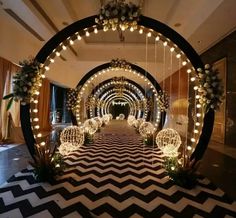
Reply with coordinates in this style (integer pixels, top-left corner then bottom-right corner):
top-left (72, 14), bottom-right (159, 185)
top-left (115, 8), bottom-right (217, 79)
top-left (94, 117), bottom-right (103, 128)
top-left (83, 118), bottom-right (98, 134)
top-left (58, 142), bottom-right (77, 156)
top-left (108, 113), bottom-right (113, 120)
top-left (60, 126), bottom-right (84, 147)
top-left (156, 128), bottom-right (181, 157)
top-left (139, 122), bottom-right (155, 137)
top-left (103, 114), bottom-right (110, 124)
top-left (127, 115), bottom-right (135, 126)
top-left (119, 113), bottom-right (125, 120)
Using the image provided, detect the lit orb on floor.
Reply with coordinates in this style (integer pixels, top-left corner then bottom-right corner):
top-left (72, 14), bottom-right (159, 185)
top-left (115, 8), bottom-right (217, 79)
top-left (108, 113), bottom-right (113, 120)
top-left (156, 128), bottom-right (182, 157)
top-left (83, 118), bottom-right (98, 134)
top-left (103, 114), bottom-right (110, 124)
top-left (94, 116), bottom-right (103, 128)
top-left (119, 113), bottom-right (125, 120)
top-left (135, 118), bottom-right (145, 128)
top-left (127, 115), bottom-right (135, 126)
top-left (58, 142), bottom-right (77, 156)
top-left (139, 122), bottom-right (155, 137)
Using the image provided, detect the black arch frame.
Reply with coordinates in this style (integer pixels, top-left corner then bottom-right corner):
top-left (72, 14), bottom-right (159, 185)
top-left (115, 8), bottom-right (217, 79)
top-left (20, 15), bottom-right (214, 165)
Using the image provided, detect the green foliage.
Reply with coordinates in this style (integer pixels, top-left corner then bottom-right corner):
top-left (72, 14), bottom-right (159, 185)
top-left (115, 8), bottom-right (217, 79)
top-left (29, 144), bottom-right (66, 182)
top-left (163, 157), bottom-right (199, 189)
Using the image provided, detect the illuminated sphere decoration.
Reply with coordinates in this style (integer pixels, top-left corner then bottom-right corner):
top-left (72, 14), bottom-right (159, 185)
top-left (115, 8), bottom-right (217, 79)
top-left (119, 113), bottom-right (125, 120)
top-left (132, 119), bottom-right (139, 128)
top-left (108, 113), bottom-right (113, 120)
top-left (156, 128), bottom-right (182, 157)
top-left (103, 114), bottom-right (110, 124)
top-left (139, 122), bottom-right (155, 137)
top-left (59, 126), bottom-right (84, 155)
top-left (127, 115), bottom-right (136, 126)
top-left (94, 116), bottom-right (103, 128)
top-left (136, 118), bottom-right (145, 128)
top-left (58, 142), bottom-right (77, 156)
top-left (83, 118), bottom-right (98, 135)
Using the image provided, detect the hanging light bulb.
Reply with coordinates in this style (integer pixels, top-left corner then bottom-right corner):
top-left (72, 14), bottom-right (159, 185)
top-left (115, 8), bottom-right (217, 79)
top-left (191, 138), bottom-right (196, 142)
top-left (182, 61), bottom-right (187, 66)
top-left (86, 31), bottom-right (90, 37)
top-left (62, 45), bottom-right (67, 50)
top-left (147, 32), bottom-right (152, 37)
top-left (41, 74), bottom-right (46, 78)
top-left (94, 28), bottom-right (98, 34)
top-left (77, 35), bottom-right (82, 40)
top-left (187, 69), bottom-right (192, 73)
top-left (170, 47), bottom-right (175, 52)
top-left (56, 51), bottom-right (60, 56)
top-left (45, 66), bottom-right (50, 71)
top-left (50, 58), bottom-right (54, 63)
top-left (194, 86), bottom-right (198, 90)
top-left (130, 27), bottom-right (134, 32)
top-left (194, 129), bottom-right (199, 133)
top-left (187, 146), bottom-right (192, 150)
top-left (155, 36), bottom-right (160, 41)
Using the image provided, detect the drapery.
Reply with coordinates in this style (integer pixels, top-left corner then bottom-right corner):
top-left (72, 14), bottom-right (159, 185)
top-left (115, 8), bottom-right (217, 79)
top-left (0, 57), bottom-right (22, 143)
top-left (38, 78), bottom-right (51, 133)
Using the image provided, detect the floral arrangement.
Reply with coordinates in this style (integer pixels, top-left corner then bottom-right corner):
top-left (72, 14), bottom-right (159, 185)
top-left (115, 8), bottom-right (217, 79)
top-left (110, 59), bottom-right (131, 70)
top-left (157, 90), bottom-right (169, 112)
top-left (29, 143), bottom-right (66, 182)
top-left (95, 0), bottom-right (141, 31)
top-left (196, 64), bottom-right (224, 112)
top-left (66, 88), bottom-right (79, 111)
top-left (3, 58), bottom-right (43, 109)
top-left (163, 156), bottom-right (200, 189)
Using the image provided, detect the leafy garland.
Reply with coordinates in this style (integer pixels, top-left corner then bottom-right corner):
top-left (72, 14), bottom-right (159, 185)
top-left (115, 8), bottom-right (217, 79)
top-left (95, 0), bottom-right (141, 31)
top-left (3, 58), bottom-right (43, 109)
top-left (110, 58), bottom-right (131, 70)
top-left (196, 64), bottom-right (224, 112)
top-left (157, 90), bottom-right (169, 112)
top-left (66, 88), bottom-right (79, 111)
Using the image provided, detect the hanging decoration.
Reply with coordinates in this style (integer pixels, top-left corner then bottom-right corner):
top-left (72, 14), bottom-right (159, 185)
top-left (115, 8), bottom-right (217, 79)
top-left (110, 59), bottom-right (131, 70)
top-left (66, 88), bottom-right (79, 111)
top-left (95, 0), bottom-right (141, 32)
top-left (196, 64), bottom-right (224, 112)
top-left (3, 58), bottom-right (43, 109)
top-left (157, 90), bottom-right (169, 112)
top-left (85, 95), bottom-right (96, 110)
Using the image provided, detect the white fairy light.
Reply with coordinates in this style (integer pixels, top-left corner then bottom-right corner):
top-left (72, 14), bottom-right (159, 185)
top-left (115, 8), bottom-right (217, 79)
top-left (182, 61), bottom-right (187, 66)
top-left (176, 54), bottom-right (181, 58)
top-left (56, 51), bottom-right (60, 56)
top-left (187, 69), bottom-right (192, 73)
top-left (62, 45), bottom-right (67, 50)
top-left (77, 35), bottom-right (82, 40)
top-left (147, 32), bottom-right (152, 37)
top-left (94, 28), bottom-right (98, 34)
top-left (155, 36), bottom-right (160, 41)
top-left (50, 59), bottom-right (54, 63)
top-left (45, 66), bottom-right (50, 71)
top-left (163, 41), bottom-right (168, 46)
top-left (139, 28), bottom-right (143, 34)
top-left (85, 31), bottom-right (90, 37)
top-left (191, 138), bottom-right (196, 142)
top-left (69, 40), bottom-right (74, 45)
top-left (170, 47), bottom-right (175, 52)
top-left (187, 146), bottom-right (192, 150)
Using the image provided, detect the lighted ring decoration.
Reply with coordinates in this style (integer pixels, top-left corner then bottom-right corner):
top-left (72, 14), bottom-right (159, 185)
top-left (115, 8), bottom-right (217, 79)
top-left (21, 15), bottom-right (210, 166)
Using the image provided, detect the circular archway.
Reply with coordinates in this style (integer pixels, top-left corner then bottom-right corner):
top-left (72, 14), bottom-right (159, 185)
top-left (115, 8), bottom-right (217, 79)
top-left (20, 15), bottom-right (214, 165)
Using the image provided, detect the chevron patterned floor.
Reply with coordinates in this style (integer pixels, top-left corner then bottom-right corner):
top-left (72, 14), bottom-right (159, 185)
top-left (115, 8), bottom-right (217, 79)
top-left (0, 120), bottom-right (236, 218)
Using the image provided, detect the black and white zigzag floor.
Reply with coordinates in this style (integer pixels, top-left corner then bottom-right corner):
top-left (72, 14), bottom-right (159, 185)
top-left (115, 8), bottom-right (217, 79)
top-left (0, 121), bottom-right (236, 218)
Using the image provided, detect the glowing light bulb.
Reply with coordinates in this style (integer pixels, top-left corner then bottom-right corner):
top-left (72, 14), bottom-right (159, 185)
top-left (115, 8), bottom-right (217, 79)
top-left (171, 166), bottom-right (175, 171)
top-left (163, 41), bottom-right (167, 46)
top-left (40, 142), bottom-right (45, 146)
top-left (176, 54), bottom-right (181, 58)
top-left (147, 32), bottom-right (151, 37)
top-left (62, 45), bottom-right (67, 50)
top-left (50, 59), bottom-right (54, 63)
top-left (182, 61), bottom-right (187, 66)
top-left (130, 27), bottom-right (134, 32)
top-left (190, 77), bottom-right (196, 82)
top-left (197, 104), bottom-right (201, 108)
top-left (196, 95), bottom-right (200, 99)
top-left (37, 133), bottom-right (42, 137)
top-left (69, 40), bottom-right (74, 45)
top-left (94, 28), bottom-right (98, 34)
top-left (197, 113), bottom-right (201, 117)
top-left (194, 86), bottom-right (198, 90)
top-left (155, 36), bottom-right (160, 41)
top-left (77, 35), bottom-right (81, 40)
top-left (139, 29), bottom-right (143, 34)
top-left (86, 31), bottom-right (90, 37)
top-left (187, 146), bottom-right (192, 150)
top-left (196, 122), bottom-right (200, 126)
top-left (33, 118), bottom-right (39, 122)
top-left (35, 125), bottom-right (40, 129)
top-left (194, 129), bottom-right (199, 133)
top-left (56, 52), bottom-right (60, 56)
top-left (191, 138), bottom-right (196, 142)
top-left (33, 109), bottom-right (38, 113)
top-left (170, 47), bottom-right (174, 52)
top-left (187, 69), bottom-right (192, 73)
top-left (41, 74), bottom-right (46, 78)
top-left (45, 66), bottom-right (50, 71)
